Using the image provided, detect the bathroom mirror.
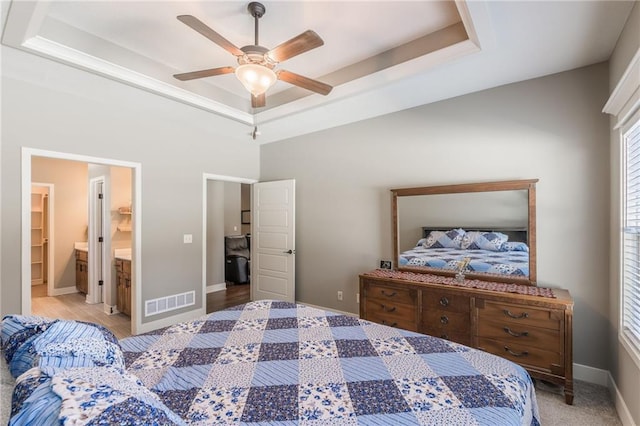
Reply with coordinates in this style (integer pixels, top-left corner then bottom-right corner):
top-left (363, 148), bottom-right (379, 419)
top-left (392, 179), bottom-right (538, 285)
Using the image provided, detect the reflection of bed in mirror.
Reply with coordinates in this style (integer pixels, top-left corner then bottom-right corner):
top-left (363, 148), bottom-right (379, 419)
top-left (398, 226), bottom-right (530, 277)
top-left (393, 179), bottom-right (538, 285)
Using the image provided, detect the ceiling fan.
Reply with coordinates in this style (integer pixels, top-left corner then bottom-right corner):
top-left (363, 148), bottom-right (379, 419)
top-left (174, 2), bottom-right (333, 108)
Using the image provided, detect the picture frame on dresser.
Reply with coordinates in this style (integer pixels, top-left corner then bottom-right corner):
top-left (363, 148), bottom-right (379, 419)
top-left (359, 179), bottom-right (575, 404)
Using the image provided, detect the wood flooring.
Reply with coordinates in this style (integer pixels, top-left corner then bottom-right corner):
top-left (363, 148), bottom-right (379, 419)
top-left (30, 284), bottom-right (251, 339)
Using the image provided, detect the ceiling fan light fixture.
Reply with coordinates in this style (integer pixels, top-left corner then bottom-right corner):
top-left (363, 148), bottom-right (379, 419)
top-left (235, 63), bottom-right (277, 96)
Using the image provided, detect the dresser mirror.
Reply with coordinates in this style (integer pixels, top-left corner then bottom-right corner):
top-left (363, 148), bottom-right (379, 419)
top-left (392, 179), bottom-right (538, 285)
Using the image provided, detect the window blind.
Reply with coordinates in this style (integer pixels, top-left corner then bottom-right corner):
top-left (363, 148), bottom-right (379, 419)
top-left (623, 119), bottom-right (640, 350)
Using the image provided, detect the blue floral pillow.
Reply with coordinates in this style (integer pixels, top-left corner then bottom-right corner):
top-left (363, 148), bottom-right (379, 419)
top-left (461, 231), bottom-right (508, 251)
top-left (423, 228), bottom-right (466, 249)
top-left (501, 241), bottom-right (529, 252)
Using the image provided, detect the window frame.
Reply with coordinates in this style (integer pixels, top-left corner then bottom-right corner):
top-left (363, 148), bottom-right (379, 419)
top-left (620, 106), bottom-right (640, 370)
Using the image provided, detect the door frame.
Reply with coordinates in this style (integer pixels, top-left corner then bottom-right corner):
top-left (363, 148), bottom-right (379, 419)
top-left (22, 147), bottom-right (143, 334)
top-left (202, 173), bottom-right (257, 302)
top-left (32, 182), bottom-right (55, 296)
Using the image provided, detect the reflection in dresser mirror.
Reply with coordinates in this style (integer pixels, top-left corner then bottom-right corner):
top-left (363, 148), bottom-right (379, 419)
top-left (392, 179), bottom-right (538, 285)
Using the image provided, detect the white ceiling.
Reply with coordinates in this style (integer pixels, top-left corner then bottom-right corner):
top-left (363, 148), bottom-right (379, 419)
top-left (1, 1), bottom-right (635, 144)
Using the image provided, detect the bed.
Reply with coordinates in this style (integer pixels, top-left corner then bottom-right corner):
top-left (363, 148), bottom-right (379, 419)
top-left (2, 300), bottom-right (540, 425)
top-left (399, 227), bottom-right (530, 277)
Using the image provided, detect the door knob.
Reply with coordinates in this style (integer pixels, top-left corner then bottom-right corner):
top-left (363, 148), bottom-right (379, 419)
top-left (283, 249), bottom-right (295, 254)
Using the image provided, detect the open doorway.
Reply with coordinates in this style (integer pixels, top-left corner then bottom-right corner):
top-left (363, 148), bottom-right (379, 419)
top-left (22, 148), bottom-right (142, 338)
top-left (203, 174), bottom-right (256, 313)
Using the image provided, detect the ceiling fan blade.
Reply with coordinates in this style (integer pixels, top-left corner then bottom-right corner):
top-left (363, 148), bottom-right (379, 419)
top-left (177, 15), bottom-right (244, 57)
top-left (277, 70), bottom-right (332, 95)
top-left (174, 66), bottom-right (235, 81)
top-left (251, 93), bottom-right (266, 108)
top-left (267, 30), bottom-right (324, 63)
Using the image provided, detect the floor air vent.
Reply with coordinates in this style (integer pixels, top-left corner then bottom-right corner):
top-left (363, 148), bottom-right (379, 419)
top-left (145, 291), bottom-right (195, 317)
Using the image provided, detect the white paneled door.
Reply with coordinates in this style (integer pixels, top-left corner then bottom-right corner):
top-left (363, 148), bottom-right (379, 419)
top-left (251, 179), bottom-right (295, 302)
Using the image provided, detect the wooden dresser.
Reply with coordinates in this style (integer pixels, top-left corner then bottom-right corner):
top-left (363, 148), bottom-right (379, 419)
top-left (360, 271), bottom-right (574, 404)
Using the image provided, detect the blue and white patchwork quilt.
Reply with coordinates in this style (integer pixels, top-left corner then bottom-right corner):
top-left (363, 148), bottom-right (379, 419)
top-left (3, 301), bottom-right (540, 425)
top-left (399, 246), bottom-right (530, 276)
top-left (121, 300), bottom-right (540, 425)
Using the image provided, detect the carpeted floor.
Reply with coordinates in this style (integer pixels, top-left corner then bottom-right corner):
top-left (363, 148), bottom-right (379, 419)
top-left (0, 354), bottom-right (622, 425)
top-left (535, 379), bottom-right (622, 425)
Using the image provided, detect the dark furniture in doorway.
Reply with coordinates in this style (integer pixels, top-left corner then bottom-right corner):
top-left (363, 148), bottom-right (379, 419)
top-left (225, 235), bottom-right (250, 284)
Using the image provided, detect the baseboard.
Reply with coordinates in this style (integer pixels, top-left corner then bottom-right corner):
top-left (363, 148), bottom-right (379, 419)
top-left (207, 283), bottom-right (226, 293)
top-left (136, 307), bottom-right (206, 335)
top-left (50, 286), bottom-right (79, 296)
top-left (573, 362), bottom-right (609, 386)
top-left (296, 301), bottom-right (358, 318)
top-left (103, 304), bottom-right (119, 315)
top-left (608, 372), bottom-right (635, 426)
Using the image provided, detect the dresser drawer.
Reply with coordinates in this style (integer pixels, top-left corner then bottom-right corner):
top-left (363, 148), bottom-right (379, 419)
top-left (477, 300), bottom-right (562, 330)
top-left (365, 299), bottom-right (416, 322)
top-left (364, 281), bottom-right (417, 305)
top-left (477, 337), bottom-right (563, 374)
top-left (367, 312), bottom-right (418, 332)
top-left (423, 291), bottom-right (470, 313)
top-left (423, 310), bottom-right (470, 333)
top-left (423, 327), bottom-right (472, 346)
top-left (477, 319), bottom-right (561, 353)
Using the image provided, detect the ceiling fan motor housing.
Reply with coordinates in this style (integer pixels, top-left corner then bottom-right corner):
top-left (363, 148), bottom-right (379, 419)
top-left (238, 45), bottom-right (275, 69)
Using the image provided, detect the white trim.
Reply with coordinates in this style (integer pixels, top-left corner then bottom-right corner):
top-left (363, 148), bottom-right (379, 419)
top-left (207, 283), bottom-right (227, 294)
top-left (609, 372), bottom-right (635, 426)
top-left (50, 286), bottom-right (79, 297)
top-left (21, 148), bottom-right (142, 336)
top-left (202, 173), bottom-right (258, 318)
top-left (604, 47), bottom-right (640, 128)
top-left (136, 308), bottom-right (205, 335)
top-left (573, 362), bottom-right (609, 386)
top-left (22, 36), bottom-right (254, 126)
top-left (104, 304), bottom-right (119, 315)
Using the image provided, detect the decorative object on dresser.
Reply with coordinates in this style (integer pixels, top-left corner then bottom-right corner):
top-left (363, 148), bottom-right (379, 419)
top-left (359, 179), bottom-right (575, 404)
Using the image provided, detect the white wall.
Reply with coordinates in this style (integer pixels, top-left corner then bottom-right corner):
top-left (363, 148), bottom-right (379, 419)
top-left (1, 45), bottom-right (260, 324)
top-left (261, 63), bottom-right (611, 372)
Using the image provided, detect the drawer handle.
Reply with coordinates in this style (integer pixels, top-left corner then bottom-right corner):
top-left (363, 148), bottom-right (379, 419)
top-left (439, 297), bottom-right (449, 307)
top-left (503, 327), bottom-right (529, 337)
top-left (381, 290), bottom-right (397, 297)
top-left (381, 320), bottom-right (398, 327)
top-left (440, 315), bottom-right (449, 324)
top-left (503, 309), bottom-right (529, 319)
top-left (504, 346), bottom-right (529, 357)
top-left (380, 304), bottom-right (397, 313)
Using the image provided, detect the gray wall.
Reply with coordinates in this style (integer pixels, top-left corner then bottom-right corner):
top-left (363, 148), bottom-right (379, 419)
top-left (608, 2), bottom-right (640, 424)
top-left (261, 63), bottom-right (610, 370)
top-left (1, 46), bottom-right (260, 323)
top-left (32, 157), bottom-right (88, 290)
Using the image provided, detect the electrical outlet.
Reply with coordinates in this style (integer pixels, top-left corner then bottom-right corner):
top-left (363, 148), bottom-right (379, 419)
top-left (183, 234), bottom-right (193, 244)
top-left (337, 291), bottom-right (343, 301)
